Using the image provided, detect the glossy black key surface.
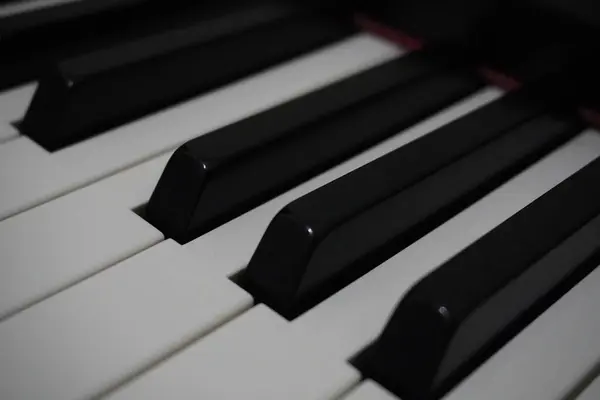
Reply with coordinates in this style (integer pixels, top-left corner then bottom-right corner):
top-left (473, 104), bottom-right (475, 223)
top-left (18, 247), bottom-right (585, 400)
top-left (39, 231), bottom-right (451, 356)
top-left (354, 152), bottom-right (600, 400)
top-left (146, 53), bottom-right (482, 243)
top-left (21, 5), bottom-right (353, 151)
top-left (242, 93), bottom-right (582, 318)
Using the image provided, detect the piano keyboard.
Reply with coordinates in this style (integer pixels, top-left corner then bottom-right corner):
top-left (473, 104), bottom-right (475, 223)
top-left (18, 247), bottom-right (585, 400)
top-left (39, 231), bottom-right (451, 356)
top-left (2, 1), bottom-right (600, 399)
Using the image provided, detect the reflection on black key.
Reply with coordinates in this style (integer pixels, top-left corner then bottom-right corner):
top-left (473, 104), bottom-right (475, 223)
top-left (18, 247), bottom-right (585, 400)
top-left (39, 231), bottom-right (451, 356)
top-left (21, 6), bottom-right (353, 150)
top-left (242, 94), bottom-right (581, 318)
top-left (146, 54), bottom-right (482, 243)
top-left (355, 152), bottom-right (600, 400)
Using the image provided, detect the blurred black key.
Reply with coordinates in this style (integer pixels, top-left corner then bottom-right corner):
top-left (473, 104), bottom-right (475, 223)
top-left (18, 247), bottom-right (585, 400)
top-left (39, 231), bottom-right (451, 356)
top-left (242, 92), bottom-right (581, 318)
top-left (21, 4), bottom-right (353, 150)
top-left (355, 152), bottom-right (600, 400)
top-left (0, 1), bottom-right (276, 90)
top-left (532, 0), bottom-right (600, 32)
top-left (0, 0), bottom-right (147, 35)
top-left (0, 0), bottom-right (168, 90)
top-left (146, 53), bottom-right (482, 243)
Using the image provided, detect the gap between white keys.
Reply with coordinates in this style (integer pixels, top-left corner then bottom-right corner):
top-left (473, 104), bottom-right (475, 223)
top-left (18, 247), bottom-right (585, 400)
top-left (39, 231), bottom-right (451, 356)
top-left (0, 151), bottom-right (170, 321)
top-left (106, 304), bottom-right (359, 400)
top-left (0, 239), bottom-right (252, 400)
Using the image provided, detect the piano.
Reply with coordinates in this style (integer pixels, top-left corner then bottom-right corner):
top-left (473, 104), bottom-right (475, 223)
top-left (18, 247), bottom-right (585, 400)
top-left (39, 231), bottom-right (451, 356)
top-left (1, 0), bottom-right (600, 399)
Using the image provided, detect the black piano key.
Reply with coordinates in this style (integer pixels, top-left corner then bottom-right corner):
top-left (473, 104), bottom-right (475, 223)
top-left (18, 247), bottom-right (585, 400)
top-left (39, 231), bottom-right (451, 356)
top-left (146, 54), bottom-right (482, 243)
top-left (21, 6), bottom-right (351, 151)
top-left (0, 1), bottom-right (276, 90)
top-left (534, 0), bottom-right (600, 32)
top-left (0, 0), bottom-right (147, 36)
top-left (242, 96), bottom-right (581, 318)
top-left (354, 151), bottom-right (600, 400)
top-left (357, 0), bottom-right (507, 50)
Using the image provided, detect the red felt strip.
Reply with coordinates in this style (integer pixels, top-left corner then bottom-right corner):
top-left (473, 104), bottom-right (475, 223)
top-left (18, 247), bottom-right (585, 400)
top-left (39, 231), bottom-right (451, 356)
top-left (354, 13), bottom-right (424, 50)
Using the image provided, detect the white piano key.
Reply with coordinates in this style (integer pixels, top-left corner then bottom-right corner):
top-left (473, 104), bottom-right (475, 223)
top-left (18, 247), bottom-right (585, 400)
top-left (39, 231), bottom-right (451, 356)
top-left (73, 151), bottom-right (171, 211)
top-left (54, 33), bottom-right (402, 186)
top-left (342, 381), bottom-right (399, 400)
top-left (0, 240), bottom-right (252, 400)
top-left (184, 87), bottom-right (502, 277)
top-left (0, 82), bottom-right (36, 123)
top-left (443, 257), bottom-right (600, 400)
top-left (106, 304), bottom-right (359, 400)
top-left (0, 133), bottom-right (169, 223)
top-left (576, 375), bottom-right (600, 400)
top-left (0, 123), bottom-right (18, 143)
top-left (287, 130), bottom-right (600, 361)
top-left (0, 188), bottom-right (162, 320)
top-left (0, 34), bottom-right (401, 221)
top-left (0, 137), bottom-right (79, 221)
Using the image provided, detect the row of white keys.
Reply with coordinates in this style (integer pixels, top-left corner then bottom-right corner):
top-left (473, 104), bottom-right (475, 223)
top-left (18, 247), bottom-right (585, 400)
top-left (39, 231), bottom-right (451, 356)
top-left (76, 151), bottom-right (171, 211)
top-left (99, 88), bottom-right (499, 399)
top-left (184, 87), bottom-right (503, 277)
top-left (444, 248), bottom-right (600, 400)
top-left (0, 240), bottom-right (252, 400)
top-left (0, 33), bottom-right (401, 222)
top-left (0, 32), bottom-right (403, 323)
top-left (0, 138), bottom-right (77, 221)
top-left (0, 152), bottom-right (170, 321)
top-left (108, 130), bottom-right (600, 399)
top-left (0, 34), bottom-right (404, 398)
top-left (0, 79), bottom-right (500, 398)
top-left (107, 305), bottom-right (359, 400)
top-left (0, 83), bottom-right (36, 143)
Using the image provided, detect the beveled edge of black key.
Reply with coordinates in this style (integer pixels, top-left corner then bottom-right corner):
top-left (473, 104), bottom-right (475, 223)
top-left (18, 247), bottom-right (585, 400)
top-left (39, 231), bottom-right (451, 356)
top-left (19, 4), bottom-right (353, 151)
top-left (354, 155), bottom-right (600, 400)
top-left (19, 66), bottom-right (71, 151)
top-left (243, 209), bottom-right (318, 314)
top-left (145, 52), bottom-right (443, 242)
top-left (146, 146), bottom-right (208, 240)
top-left (0, 0), bottom-right (147, 35)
